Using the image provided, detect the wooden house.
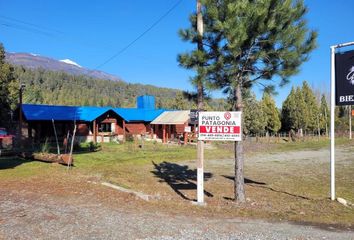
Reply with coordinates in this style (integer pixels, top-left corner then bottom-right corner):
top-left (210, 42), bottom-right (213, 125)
top-left (19, 96), bottom-right (165, 143)
top-left (150, 110), bottom-right (194, 144)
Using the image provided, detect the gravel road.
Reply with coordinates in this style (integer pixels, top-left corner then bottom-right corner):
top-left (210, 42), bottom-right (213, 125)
top-left (1, 187), bottom-right (353, 240)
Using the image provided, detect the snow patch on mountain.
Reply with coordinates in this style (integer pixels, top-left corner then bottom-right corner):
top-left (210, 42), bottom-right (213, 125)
top-left (60, 59), bottom-right (82, 68)
top-left (6, 52), bottom-right (123, 82)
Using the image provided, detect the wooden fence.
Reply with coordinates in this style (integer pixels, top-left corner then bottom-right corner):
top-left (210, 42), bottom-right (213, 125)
top-left (244, 132), bottom-right (329, 143)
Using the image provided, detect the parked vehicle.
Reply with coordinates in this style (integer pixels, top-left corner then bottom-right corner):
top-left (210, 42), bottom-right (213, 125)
top-left (0, 128), bottom-right (8, 136)
top-left (0, 128), bottom-right (14, 149)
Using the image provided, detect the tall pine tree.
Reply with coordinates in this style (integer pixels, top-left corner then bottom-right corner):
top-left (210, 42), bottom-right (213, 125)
top-left (243, 90), bottom-right (266, 135)
top-left (301, 81), bottom-right (319, 132)
top-left (319, 94), bottom-right (329, 135)
top-left (281, 87), bottom-right (297, 131)
top-left (294, 87), bottom-right (308, 131)
top-left (190, 0), bottom-right (317, 201)
top-left (281, 86), bottom-right (308, 133)
top-left (262, 93), bottom-right (281, 134)
top-left (0, 43), bottom-right (18, 126)
top-left (171, 92), bottom-right (189, 110)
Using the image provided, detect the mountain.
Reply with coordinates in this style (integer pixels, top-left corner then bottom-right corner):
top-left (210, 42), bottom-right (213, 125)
top-left (6, 52), bottom-right (228, 110)
top-left (5, 52), bottom-right (123, 82)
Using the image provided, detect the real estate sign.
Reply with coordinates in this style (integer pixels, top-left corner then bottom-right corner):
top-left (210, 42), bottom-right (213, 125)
top-left (184, 126), bottom-right (191, 133)
top-left (198, 111), bottom-right (242, 141)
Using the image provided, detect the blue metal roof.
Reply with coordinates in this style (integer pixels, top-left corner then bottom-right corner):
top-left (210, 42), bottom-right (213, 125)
top-left (22, 104), bottom-right (165, 122)
top-left (114, 108), bottom-right (165, 122)
top-left (22, 104), bottom-right (111, 121)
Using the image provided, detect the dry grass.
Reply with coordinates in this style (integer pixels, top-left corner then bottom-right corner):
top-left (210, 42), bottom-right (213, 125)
top-left (0, 138), bottom-right (353, 228)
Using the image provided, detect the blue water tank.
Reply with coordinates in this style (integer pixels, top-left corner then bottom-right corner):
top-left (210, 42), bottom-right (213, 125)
top-left (137, 95), bottom-right (155, 109)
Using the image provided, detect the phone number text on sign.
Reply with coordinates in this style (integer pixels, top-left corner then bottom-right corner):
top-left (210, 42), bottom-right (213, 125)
top-left (198, 111), bottom-right (242, 141)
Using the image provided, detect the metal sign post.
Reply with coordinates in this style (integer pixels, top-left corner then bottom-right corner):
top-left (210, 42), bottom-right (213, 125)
top-left (330, 41), bottom-right (354, 201)
top-left (190, 109), bottom-right (205, 204)
top-left (197, 140), bottom-right (204, 203)
top-left (330, 46), bottom-right (336, 201)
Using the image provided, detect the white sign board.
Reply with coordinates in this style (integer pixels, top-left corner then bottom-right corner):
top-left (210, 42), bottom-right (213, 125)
top-left (198, 111), bottom-right (242, 141)
top-left (184, 126), bottom-right (191, 133)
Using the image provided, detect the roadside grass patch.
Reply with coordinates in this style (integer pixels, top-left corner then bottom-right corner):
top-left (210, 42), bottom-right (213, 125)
top-left (1, 139), bottom-right (353, 227)
top-left (0, 156), bottom-right (58, 179)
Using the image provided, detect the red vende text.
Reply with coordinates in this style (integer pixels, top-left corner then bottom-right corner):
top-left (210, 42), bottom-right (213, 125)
top-left (199, 126), bottom-right (240, 134)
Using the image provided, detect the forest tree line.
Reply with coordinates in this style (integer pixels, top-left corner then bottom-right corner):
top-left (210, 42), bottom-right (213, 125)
top-left (12, 65), bottom-right (227, 110)
top-left (242, 81), bottom-right (330, 136)
top-left (0, 43), bottom-right (351, 135)
top-left (11, 63), bottom-right (339, 136)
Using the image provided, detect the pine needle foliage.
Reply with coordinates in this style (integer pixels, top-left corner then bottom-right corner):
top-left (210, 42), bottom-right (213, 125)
top-left (262, 92), bottom-right (281, 133)
top-left (301, 81), bottom-right (319, 131)
top-left (0, 43), bottom-right (18, 126)
top-left (178, 0), bottom-right (317, 202)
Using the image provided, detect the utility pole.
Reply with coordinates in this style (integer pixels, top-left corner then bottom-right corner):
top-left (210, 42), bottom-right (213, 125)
top-left (196, 0), bottom-right (205, 204)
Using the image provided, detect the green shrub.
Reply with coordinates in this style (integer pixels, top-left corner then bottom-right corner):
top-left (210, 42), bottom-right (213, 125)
top-left (125, 134), bottom-right (135, 142)
top-left (73, 141), bottom-right (101, 152)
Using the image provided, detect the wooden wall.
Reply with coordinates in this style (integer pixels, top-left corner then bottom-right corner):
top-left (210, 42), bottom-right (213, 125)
top-left (125, 123), bottom-right (148, 135)
top-left (23, 110), bottom-right (154, 143)
top-left (152, 122), bottom-right (188, 143)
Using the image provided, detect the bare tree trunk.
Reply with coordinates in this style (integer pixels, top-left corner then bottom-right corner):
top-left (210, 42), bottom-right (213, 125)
top-left (233, 83), bottom-right (245, 202)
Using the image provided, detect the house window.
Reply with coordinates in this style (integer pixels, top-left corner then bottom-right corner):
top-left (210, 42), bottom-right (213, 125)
top-left (99, 123), bottom-right (112, 133)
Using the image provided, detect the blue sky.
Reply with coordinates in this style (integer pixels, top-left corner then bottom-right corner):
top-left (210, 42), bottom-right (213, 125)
top-left (1, 0), bottom-right (354, 107)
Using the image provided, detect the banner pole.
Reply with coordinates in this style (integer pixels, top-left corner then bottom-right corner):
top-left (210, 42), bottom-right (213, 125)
top-left (197, 140), bottom-right (204, 203)
top-left (196, 0), bottom-right (204, 205)
top-left (330, 46), bottom-right (336, 201)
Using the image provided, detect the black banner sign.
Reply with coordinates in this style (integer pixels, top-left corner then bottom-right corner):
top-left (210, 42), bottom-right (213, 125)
top-left (335, 49), bottom-right (354, 105)
top-left (189, 109), bottom-right (199, 124)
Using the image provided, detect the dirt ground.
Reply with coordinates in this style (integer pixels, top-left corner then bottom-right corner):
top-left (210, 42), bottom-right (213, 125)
top-left (1, 143), bottom-right (354, 239)
top-left (0, 176), bottom-right (354, 240)
top-left (103, 144), bottom-right (354, 227)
